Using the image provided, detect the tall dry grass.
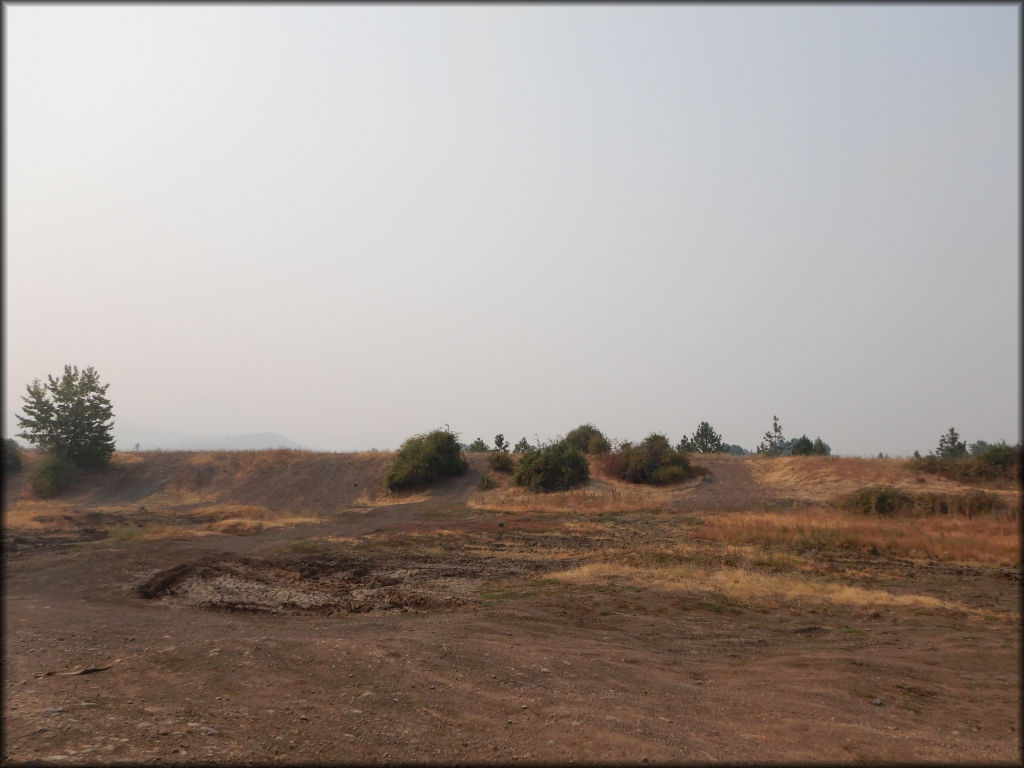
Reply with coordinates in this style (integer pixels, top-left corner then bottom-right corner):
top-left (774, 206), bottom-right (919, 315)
top-left (698, 508), bottom-right (1019, 567)
top-left (748, 455), bottom-right (982, 502)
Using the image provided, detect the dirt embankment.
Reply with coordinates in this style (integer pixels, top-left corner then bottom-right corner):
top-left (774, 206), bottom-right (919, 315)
top-left (9, 449), bottom-right (395, 512)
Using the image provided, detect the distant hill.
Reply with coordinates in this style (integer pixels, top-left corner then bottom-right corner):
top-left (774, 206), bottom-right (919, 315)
top-left (113, 425), bottom-right (304, 452)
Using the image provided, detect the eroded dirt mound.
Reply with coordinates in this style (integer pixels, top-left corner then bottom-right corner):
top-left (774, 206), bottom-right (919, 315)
top-left (135, 554), bottom-right (485, 615)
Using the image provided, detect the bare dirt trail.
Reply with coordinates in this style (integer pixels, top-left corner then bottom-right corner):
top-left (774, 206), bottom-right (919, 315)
top-left (3, 451), bottom-right (1020, 764)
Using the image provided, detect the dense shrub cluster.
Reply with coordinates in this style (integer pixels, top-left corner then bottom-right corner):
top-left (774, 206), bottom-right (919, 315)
top-left (3, 438), bottom-right (22, 475)
top-left (564, 424), bottom-right (611, 455)
top-left (513, 441), bottom-right (589, 492)
top-left (385, 429), bottom-right (468, 491)
top-left (27, 455), bottom-right (78, 498)
top-left (488, 450), bottom-right (515, 473)
top-left (600, 433), bottom-right (705, 485)
top-left (839, 486), bottom-right (1009, 518)
top-left (466, 438), bottom-right (489, 453)
top-left (909, 443), bottom-right (1021, 484)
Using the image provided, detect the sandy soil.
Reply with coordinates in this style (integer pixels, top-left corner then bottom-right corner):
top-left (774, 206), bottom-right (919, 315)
top-left (3, 452), bottom-right (1020, 764)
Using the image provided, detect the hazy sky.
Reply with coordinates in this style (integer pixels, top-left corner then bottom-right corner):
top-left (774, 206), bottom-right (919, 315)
top-left (4, 5), bottom-right (1019, 456)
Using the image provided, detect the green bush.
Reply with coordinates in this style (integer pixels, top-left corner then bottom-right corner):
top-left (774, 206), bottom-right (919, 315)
top-left (488, 450), bottom-right (515, 473)
top-left (466, 438), bottom-right (489, 452)
top-left (478, 472), bottom-right (497, 491)
top-left (841, 487), bottom-right (915, 516)
top-left (909, 444), bottom-right (1021, 483)
top-left (385, 429), bottom-right (469, 491)
top-left (600, 433), bottom-right (704, 485)
top-left (838, 486), bottom-right (1008, 518)
top-left (564, 424), bottom-right (611, 455)
top-left (513, 441), bottom-right (589, 492)
top-left (512, 437), bottom-right (532, 454)
top-left (27, 455), bottom-right (78, 498)
top-left (3, 438), bottom-right (23, 475)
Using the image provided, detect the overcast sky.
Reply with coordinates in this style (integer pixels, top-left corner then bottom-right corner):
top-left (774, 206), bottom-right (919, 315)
top-left (4, 4), bottom-right (1019, 456)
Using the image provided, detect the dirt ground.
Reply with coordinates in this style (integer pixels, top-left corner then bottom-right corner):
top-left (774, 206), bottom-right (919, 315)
top-left (3, 451), bottom-right (1020, 764)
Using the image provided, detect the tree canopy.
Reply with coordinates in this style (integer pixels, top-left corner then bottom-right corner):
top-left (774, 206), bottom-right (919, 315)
top-left (17, 365), bottom-right (115, 469)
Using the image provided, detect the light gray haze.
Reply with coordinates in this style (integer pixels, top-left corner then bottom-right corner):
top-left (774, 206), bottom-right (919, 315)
top-left (4, 5), bottom-right (1020, 456)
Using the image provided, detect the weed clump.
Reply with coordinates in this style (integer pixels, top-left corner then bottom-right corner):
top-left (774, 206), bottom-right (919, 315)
top-left (600, 433), bottom-right (705, 485)
top-left (385, 429), bottom-right (468, 491)
top-left (514, 441), bottom-right (589, 492)
top-left (477, 472), bottom-right (497, 491)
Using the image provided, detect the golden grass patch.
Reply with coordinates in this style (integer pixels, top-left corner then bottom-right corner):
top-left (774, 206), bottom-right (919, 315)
top-left (546, 562), bottom-right (977, 614)
top-left (467, 481), bottom-right (689, 515)
top-left (748, 456), bottom-right (974, 502)
top-left (698, 509), bottom-right (1019, 567)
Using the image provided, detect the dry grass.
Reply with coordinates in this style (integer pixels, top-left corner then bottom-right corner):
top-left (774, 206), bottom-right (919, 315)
top-left (467, 475), bottom-right (702, 515)
top-left (546, 562), bottom-right (982, 615)
top-left (3, 500), bottom-right (76, 531)
top-left (748, 456), bottom-right (976, 502)
top-left (698, 508), bottom-right (1020, 567)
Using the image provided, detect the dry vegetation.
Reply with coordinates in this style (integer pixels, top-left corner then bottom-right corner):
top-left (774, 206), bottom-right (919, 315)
top-left (3, 448), bottom-right (1020, 763)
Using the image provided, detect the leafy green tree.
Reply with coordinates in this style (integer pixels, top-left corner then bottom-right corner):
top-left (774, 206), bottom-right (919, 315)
top-left (726, 444), bottom-right (748, 456)
top-left (969, 440), bottom-right (993, 457)
top-left (493, 434), bottom-right (509, 453)
top-left (564, 423), bottom-right (611, 454)
top-left (935, 427), bottom-right (967, 459)
top-left (466, 437), bottom-right (489, 453)
top-left (757, 415), bottom-right (786, 457)
top-left (689, 421), bottom-right (727, 453)
top-left (812, 437), bottom-right (831, 456)
top-left (3, 438), bottom-right (23, 474)
top-left (513, 437), bottom-right (532, 454)
top-left (17, 365), bottom-right (115, 469)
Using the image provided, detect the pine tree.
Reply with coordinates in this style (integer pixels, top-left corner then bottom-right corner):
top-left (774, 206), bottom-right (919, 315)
top-left (935, 427), bottom-right (967, 459)
top-left (757, 415), bottom-right (787, 457)
top-left (690, 421), bottom-right (727, 453)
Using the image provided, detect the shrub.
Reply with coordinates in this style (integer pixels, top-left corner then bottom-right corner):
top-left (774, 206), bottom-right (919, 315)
top-left (841, 487), bottom-right (915, 516)
top-left (839, 486), bottom-right (1009, 518)
top-left (27, 455), bottom-right (78, 498)
top-left (477, 472), bottom-right (497, 491)
top-left (385, 429), bottom-right (469, 491)
top-left (466, 438), bottom-right (489, 453)
top-left (512, 437), bottom-right (532, 454)
top-left (564, 423), bottom-right (611, 454)
top-left (601, 433), bottom-right (704, 485)
top-left (513, 441), bottom-right (589, 492)
top-left (488, 450), bottom-right (515, 473)
top-left (909, 444), bottom-right (1022, 484)
top-left (3, 438), bottom-right (22, 475)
